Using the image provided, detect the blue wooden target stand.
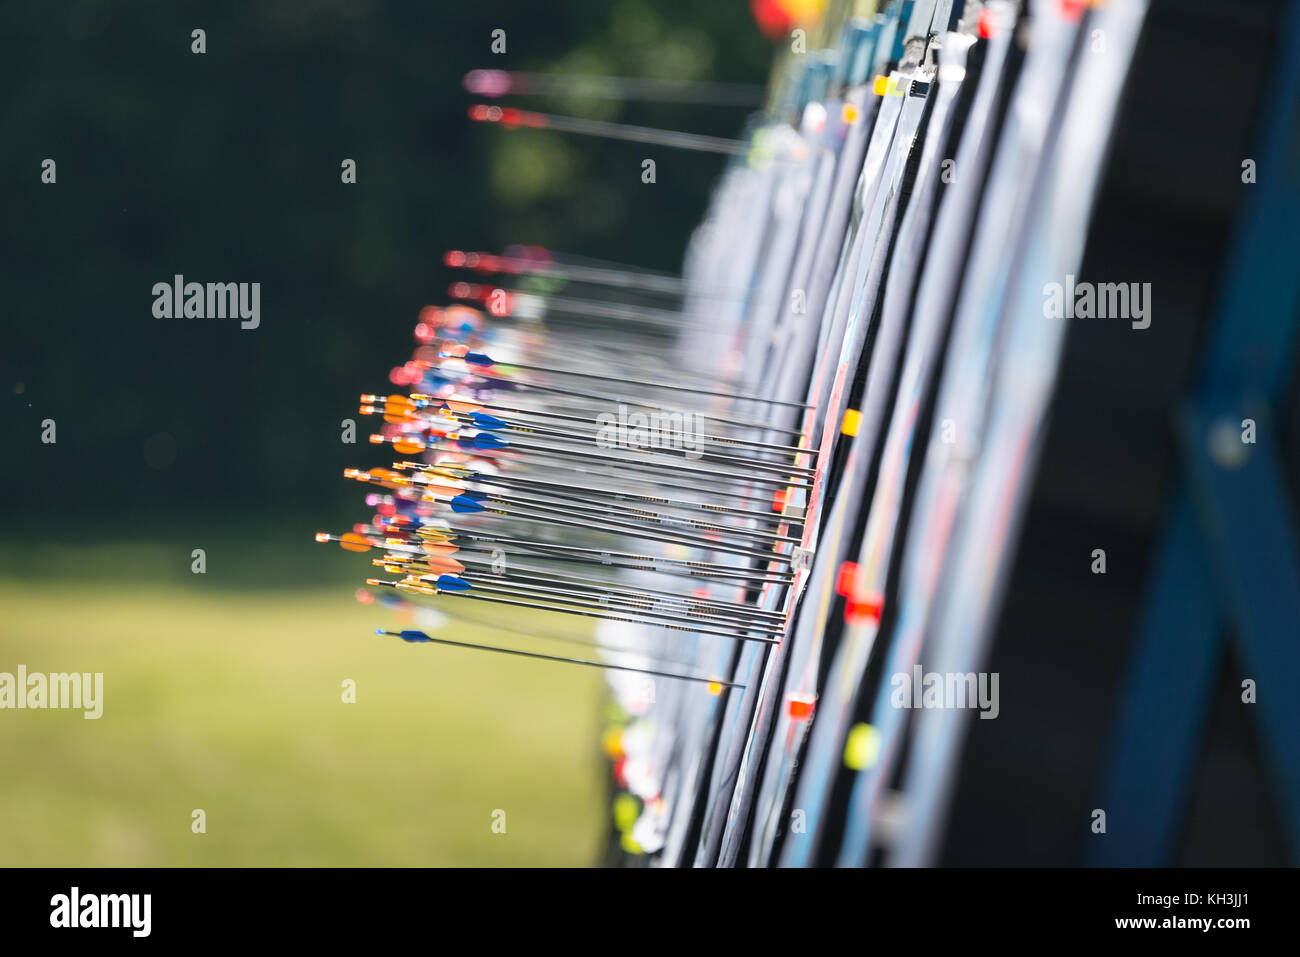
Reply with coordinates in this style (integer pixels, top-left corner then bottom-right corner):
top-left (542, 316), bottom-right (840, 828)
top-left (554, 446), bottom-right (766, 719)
top-left (1088, 5), bottom-right (1300, 866)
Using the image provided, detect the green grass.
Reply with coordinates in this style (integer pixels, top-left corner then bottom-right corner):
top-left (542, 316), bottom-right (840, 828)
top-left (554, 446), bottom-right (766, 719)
top-left (0, 541), bottom-right (606, 866)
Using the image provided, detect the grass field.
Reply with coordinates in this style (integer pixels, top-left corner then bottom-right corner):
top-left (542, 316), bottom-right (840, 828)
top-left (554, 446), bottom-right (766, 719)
top-left (0, 538), bottom-right (605, 866)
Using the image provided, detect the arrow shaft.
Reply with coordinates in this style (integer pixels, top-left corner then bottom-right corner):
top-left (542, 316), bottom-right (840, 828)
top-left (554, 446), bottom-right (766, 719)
top-left (378, 631), bottom-right (743, 688)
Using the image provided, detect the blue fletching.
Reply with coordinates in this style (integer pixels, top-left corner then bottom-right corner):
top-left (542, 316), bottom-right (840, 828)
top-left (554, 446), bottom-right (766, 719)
top-left (473, 432), bottom-right (507, 450)
top-left (450, 494), bottom-right (486, 513)
top-left (469, 412), bottom-right (508, 431)
top-left (399, 630), bottom-right (433, 643)
top-left (436, 575), bottom-right (472, 592)
top-left (455, 435), bottom-right (478, 450)
top-left (464, 352), bottom-right (493, 367)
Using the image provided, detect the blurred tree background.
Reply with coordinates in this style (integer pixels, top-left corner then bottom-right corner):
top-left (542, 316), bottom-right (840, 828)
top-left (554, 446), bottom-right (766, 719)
top-left (2, 0), bottom-right (773, 536)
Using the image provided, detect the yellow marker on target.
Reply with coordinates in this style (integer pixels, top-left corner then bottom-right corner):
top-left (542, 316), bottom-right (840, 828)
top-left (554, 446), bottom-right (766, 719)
top-left (844, 722), bottom-right (880, 771)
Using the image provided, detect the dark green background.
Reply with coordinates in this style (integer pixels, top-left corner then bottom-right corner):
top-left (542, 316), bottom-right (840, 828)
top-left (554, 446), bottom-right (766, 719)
top-left (3, 0), bottom-right (772, 541)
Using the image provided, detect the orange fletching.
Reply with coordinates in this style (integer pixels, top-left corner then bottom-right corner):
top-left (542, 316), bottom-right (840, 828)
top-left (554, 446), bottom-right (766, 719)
top-left (423, 555), bottom-right (466, 574)
top-left (339, 532), bottom-right (372, 553)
